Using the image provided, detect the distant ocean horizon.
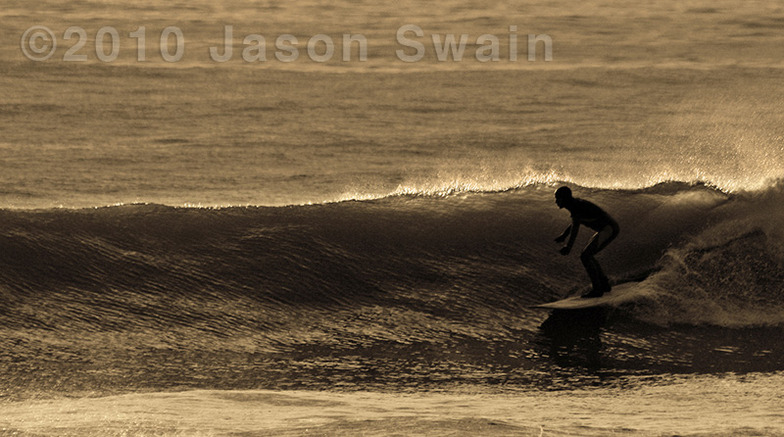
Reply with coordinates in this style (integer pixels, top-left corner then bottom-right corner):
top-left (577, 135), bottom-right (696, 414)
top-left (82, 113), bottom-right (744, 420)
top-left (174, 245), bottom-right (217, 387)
top-left (2, 0), bottom-right (784, 209)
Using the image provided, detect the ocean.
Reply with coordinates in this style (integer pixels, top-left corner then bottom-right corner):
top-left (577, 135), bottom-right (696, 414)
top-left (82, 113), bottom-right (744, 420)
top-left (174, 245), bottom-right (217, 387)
top-left (1, 0), bottom-right (784, 435)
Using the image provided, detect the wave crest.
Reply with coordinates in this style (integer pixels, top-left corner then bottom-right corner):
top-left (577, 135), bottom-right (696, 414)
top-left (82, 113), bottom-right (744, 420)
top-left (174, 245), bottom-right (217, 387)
top-left (624, 182), bottom-right (784, 327)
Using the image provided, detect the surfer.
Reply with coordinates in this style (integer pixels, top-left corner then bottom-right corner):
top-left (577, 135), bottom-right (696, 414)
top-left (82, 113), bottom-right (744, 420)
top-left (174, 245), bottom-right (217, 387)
top-left (554, 186), bottom-right (619, 298)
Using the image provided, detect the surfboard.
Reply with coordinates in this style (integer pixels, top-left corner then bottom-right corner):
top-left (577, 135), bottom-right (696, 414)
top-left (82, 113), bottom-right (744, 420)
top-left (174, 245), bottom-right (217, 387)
top-left (532, 281), bottom-right (644, 310)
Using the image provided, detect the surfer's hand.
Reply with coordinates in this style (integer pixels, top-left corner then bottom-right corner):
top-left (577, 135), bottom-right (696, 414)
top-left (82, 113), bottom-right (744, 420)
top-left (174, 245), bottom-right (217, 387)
top-left (559, 246), bottom-right (570, 255)
top-left (554, 235), bottom-right (566, 243)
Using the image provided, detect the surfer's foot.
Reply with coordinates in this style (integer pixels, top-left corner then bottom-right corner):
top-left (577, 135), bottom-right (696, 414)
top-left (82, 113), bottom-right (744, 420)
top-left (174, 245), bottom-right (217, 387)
top-left (600, 275), bottom-right (611, 292)
top-left (581, 290), bottom-right (604, 298)
top-left (582, 282), bottom-right (611, 298)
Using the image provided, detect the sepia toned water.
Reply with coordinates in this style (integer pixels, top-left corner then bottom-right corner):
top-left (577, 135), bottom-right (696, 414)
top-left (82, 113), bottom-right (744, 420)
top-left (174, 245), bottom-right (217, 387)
top-left (0, 0), bottom-right (783, 435)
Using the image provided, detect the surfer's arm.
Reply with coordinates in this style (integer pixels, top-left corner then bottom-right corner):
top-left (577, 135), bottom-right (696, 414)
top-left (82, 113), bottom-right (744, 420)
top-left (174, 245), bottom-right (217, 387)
top-left (560, 220), bottom-right (579, 255)
top-left (554, 225), bottom-right (572, 243)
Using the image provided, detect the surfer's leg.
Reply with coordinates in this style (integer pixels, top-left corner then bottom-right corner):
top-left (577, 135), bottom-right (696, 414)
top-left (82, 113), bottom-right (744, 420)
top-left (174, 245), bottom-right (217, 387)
top-left (593, 223), bottom-right (619, 291)
top-left (594, 221), bottom-right (619, 253)
top-left (581, 226), bottom-right (616, 296)
top-left (581, 234), bottom-right (606, 297)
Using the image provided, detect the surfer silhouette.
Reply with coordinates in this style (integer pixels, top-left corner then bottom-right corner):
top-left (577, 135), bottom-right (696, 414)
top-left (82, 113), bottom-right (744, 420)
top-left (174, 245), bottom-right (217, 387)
top-left (554, 186), bottom-right (619, 298)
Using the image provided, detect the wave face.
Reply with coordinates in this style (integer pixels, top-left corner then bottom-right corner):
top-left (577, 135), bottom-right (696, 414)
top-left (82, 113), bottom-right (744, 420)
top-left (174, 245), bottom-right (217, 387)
top-left (0, 180), bottom-right (782, 343)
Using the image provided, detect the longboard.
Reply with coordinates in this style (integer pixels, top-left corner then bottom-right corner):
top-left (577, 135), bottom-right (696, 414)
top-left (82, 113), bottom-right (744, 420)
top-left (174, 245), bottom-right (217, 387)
top-left (532, 281), bottom-right (645, 310)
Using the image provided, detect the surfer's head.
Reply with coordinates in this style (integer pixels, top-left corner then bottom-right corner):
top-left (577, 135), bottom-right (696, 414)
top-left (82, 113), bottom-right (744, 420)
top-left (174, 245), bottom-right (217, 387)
top-left (555, 186), bottom-right (572, 208)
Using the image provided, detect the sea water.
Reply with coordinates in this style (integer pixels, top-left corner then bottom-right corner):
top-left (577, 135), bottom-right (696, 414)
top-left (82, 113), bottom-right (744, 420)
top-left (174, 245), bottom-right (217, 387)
top-left (1, 0), bottom-right (783, 435)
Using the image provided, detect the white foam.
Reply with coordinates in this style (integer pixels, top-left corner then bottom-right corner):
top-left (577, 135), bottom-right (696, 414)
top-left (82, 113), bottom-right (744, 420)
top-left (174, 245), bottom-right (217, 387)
top-left (2, 373), bottom-right (782, 436)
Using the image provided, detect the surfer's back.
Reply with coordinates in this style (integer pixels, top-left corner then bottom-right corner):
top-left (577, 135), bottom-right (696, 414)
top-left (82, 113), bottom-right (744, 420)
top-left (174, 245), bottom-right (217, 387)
top-left (568, 198), bottom-right (613, 232)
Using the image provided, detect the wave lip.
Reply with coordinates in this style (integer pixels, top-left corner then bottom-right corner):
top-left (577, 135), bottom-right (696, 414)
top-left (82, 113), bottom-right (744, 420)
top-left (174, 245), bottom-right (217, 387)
top-left (331, 174), bottom-right (784, 207)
